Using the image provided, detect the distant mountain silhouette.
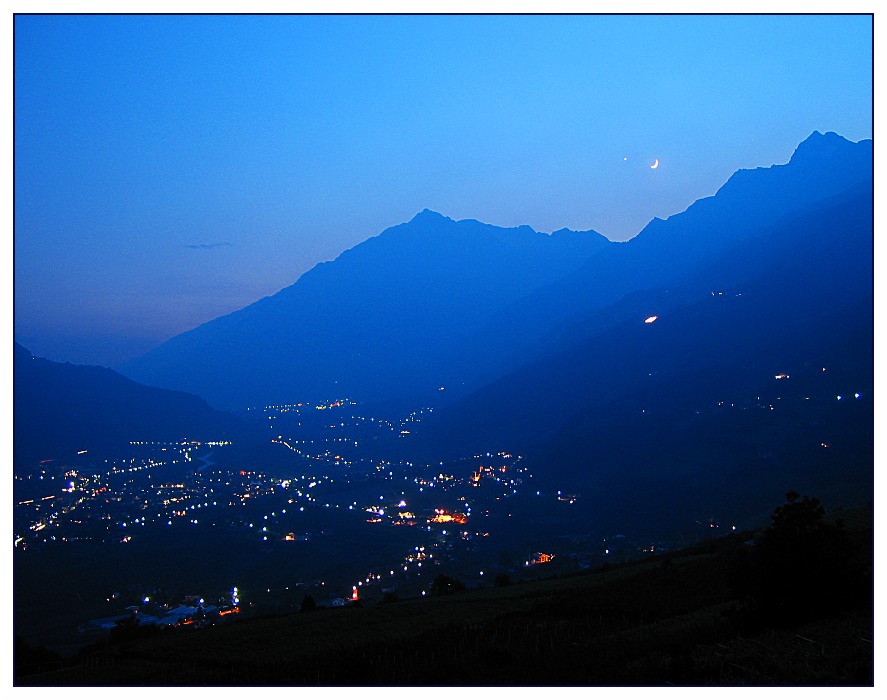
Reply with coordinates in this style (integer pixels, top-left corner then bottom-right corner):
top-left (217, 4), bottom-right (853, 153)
top-left (471, 131), bottom-right (873, 367)
top-left (422, 178), bottom-right (872, 446)
top-left (14, 343), bottom-right (242, 468)
top-left (120, 212), bottom-right (611, 409)
top-left (120, 131), bottom-right (870, 430)
top-left (409, 136), bottom-right (872, 534)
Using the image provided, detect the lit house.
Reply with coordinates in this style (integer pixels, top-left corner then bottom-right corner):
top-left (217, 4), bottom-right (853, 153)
top-left (529, 552), bottom-right (554, 565)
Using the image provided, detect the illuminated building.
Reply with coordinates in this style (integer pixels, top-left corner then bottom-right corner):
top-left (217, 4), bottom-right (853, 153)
top-left (530, 552), bottom-right (554, 565)
top-left (428, 509), bottom-right (468, 524)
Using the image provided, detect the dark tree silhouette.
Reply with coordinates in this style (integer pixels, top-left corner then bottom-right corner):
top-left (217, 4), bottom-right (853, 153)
top-left (750, 492), bottom-right (869, 625)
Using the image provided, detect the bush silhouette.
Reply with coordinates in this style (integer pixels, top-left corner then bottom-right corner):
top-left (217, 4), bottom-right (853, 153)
top-left (494, 573), bottom-right (512, 587)
top-left (431, 574), bottom-right (466, 595)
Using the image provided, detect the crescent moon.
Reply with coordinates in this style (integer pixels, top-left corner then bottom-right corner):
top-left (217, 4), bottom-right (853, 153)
top-left (650, 159), bottom-right (659, 169)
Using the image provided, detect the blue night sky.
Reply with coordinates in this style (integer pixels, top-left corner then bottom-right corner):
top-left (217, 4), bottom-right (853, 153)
top-left (13, 12), bottom-right (873, 367)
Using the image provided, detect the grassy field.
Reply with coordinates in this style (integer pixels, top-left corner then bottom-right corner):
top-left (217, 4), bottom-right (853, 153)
top-left (14, 505), bottom-right (873, 686)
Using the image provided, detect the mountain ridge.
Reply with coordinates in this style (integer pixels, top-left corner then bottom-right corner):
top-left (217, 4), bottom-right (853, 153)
top-left (406, 177), bottom-right (872, 533)
top-left (120, 212), bottom-right (614, 408)
top-left (428, 131), bottom-right (872, 379)
top-left (118, 131), bottom-right (871, 419)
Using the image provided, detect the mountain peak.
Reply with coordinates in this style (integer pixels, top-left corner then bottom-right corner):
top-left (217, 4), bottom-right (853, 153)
top-left (799, 129), bottom-right (843, 144)
top-left (789, 130), bottom-right (857, 165)
top-left (410, 208), bottom-right (451, 224)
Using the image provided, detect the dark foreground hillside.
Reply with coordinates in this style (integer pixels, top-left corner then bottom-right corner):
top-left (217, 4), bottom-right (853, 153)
top-left (15, 495), bottom-right (872, 686)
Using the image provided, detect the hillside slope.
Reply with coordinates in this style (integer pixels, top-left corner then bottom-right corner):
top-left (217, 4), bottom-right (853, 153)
top-left (15, 498), bottom-right (873, 686)
top-left (14, 343), bottom-right (243, 469)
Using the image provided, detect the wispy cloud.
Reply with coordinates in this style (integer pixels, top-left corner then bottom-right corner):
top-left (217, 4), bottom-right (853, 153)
top-left (184, 242), bottom-right (232, 250)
